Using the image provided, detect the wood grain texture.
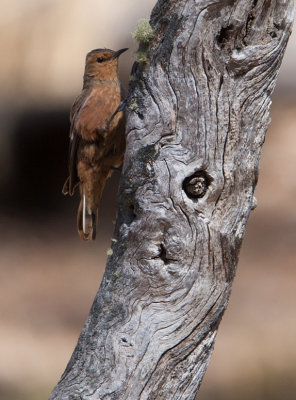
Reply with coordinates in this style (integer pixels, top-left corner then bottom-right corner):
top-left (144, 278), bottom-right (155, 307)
top-left (50, 1), bottom-right (294, 399)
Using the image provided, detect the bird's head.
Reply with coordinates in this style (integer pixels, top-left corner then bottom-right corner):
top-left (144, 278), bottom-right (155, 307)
top-left (83, 48), bottom-right (128, 84)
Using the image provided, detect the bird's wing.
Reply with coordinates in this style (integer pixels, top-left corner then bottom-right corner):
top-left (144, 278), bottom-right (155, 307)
top-left (63, 91), bottom-right (88, 196)
top-left (71, 87), bottom-right (91, 121)
top-left (62, 128), bottom-right (80, 196)
top-left (67, 129), bottom-right (80, 195)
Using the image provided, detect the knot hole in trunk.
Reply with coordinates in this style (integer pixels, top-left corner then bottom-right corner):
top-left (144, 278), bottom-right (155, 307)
top-left (183, 171), bottom-right (211, 199)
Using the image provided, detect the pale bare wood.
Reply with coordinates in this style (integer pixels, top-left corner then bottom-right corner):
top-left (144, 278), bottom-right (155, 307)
top-left (50, 1), bottom-right (294, 399)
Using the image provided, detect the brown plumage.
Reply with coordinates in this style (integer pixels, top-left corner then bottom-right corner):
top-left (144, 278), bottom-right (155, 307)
top-left (62, 48), bottom-right (127, 240)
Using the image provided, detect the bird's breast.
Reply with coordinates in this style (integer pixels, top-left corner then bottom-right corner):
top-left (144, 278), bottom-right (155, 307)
top-left (75, 83), bottom-right (122, 142)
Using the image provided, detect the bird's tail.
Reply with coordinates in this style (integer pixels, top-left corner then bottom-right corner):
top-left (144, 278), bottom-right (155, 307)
top-left (77, 196), bottom-right (98, 241)
top-left (76, 167), bottom-right (112, 241)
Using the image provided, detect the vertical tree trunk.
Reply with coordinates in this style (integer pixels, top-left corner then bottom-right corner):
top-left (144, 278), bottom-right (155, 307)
top-left (50, 1), bottom-right (294, 399)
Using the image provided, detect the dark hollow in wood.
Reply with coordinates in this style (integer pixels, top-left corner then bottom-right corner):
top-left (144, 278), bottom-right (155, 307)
top-left (183, 171), bottom-right (211, 199)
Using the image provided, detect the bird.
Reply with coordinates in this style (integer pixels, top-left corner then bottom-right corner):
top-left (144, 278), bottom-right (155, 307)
top-left (62, 48), bottom-right (128, 241)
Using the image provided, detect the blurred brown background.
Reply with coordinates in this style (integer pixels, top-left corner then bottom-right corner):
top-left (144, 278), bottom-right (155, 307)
top-left (0, 1), bottom-right (295, 399)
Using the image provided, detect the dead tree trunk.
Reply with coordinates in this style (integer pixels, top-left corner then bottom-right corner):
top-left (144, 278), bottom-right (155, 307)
top-left (50, 1), bottom-right (294, 399)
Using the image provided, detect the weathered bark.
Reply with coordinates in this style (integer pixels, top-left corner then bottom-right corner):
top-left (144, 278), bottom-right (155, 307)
top-left (50, 1), bottom-right (294, 399)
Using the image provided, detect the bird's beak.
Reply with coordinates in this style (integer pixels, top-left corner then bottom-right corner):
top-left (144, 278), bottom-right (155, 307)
top-left (111, 48), bottom-right (129, 59)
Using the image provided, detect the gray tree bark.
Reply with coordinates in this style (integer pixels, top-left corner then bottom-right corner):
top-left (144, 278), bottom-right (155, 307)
top-left (50, 1), bottom-right (294, 399)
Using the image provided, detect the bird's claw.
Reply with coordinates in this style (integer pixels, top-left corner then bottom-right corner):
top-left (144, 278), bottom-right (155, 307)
top-left (102, 99), bottom-right (127, 132)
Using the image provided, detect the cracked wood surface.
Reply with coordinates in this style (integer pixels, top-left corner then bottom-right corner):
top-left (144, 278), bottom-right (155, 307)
top-left (50, 1), bottom-right (294, 399)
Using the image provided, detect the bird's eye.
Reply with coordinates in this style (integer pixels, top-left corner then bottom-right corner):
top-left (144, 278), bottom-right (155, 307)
top-left (96, 57), bottom-right (104, 63)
